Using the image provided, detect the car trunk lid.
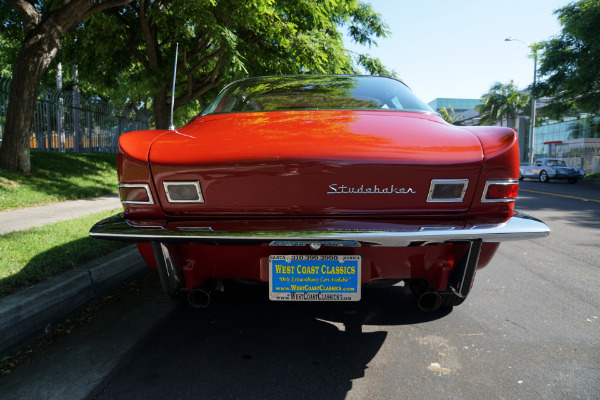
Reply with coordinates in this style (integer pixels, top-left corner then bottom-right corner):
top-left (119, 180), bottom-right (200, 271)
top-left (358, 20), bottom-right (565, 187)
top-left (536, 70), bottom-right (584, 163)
top-left (148, 110), bottom-right (484, 216)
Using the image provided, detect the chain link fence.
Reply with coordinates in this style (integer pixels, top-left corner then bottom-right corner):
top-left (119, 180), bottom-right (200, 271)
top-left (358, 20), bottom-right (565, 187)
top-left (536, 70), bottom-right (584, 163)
top-left (0, 77), bottom-right (150, 154)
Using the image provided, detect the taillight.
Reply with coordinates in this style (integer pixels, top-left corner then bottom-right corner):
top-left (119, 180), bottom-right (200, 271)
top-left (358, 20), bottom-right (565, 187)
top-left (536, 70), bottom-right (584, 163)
top-left (481, 180), bottom-right (518, 202)
top-left (427, 179), bottom-right (469, 202)
top-left (163, 181), bottom-right (205, 203)
top-left (118, 183), bottom-right (154, 205)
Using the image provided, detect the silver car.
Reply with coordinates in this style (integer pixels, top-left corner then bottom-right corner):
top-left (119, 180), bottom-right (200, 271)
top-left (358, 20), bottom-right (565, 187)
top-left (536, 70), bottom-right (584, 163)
top-left (519, 158), bottom-right (585, 183)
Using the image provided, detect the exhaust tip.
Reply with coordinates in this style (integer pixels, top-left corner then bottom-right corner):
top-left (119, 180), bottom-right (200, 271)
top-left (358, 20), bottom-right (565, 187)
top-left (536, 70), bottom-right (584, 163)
top-left (187, 289), bottom-right (211, 309)
top-left (418, 292), bottom-right (442, 312)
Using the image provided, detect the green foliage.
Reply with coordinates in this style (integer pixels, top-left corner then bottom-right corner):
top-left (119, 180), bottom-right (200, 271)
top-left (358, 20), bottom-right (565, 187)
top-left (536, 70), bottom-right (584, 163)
top-left (438, 105), bottom-right (463, 125)
top-left (0, 152), bottom-right (117, 211)
top-left (356, 54), bottom-right (396, 77)
top-left (0, 209), bottom-right (126, 298)
top-left (204, 75), bottom-right (404, 113)
top-left (584, 172), bottom-right (600, 180)
top-left (0, 3), bottom-right (22, 77)
top-left (57, 0), bottom-right (392, 127)
top-left (533, 0), bottom-right (600, 117)
top-left (3, 0), bottom-right (393, 132)
top-left (477, 81), bottom-right (530, 127)
top-left (570, 117), bottom-right (600, 139)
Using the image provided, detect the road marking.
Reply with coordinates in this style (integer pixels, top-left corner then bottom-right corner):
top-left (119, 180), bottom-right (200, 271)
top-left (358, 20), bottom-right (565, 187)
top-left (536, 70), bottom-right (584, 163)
top-left (519, 188), bottom-right (600, 203)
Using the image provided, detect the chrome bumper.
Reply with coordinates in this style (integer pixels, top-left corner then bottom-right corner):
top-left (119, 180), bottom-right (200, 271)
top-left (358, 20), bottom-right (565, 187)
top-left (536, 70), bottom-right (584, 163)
top-left (89, 212), bottom-right (549, 247)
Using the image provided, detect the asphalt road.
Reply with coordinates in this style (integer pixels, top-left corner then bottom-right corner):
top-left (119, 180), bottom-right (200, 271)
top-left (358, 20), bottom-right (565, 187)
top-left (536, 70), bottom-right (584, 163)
top-left (5, 181), bottom-right (595, 400)
top-left (86, 180), bottom-right (600, 400)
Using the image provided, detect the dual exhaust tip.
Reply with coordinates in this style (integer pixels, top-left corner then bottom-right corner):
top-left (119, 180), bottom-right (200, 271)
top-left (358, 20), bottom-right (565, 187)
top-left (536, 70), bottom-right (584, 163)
top-left (187, 288), bottom-right (211, 308)
top-left (186, 283), bottom-right (444, 311)
top-left (417, 291), bottom-right (442, 312)
top-left (186, 280), bottom-right (225, 308)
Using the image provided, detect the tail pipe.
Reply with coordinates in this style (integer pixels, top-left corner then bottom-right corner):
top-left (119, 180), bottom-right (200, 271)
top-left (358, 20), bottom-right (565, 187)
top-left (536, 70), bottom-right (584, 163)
top-left (187, 288), bottom-right (211, 309)
top-left (187, 280), bottom-right (224, 308)
top-left (418, 292), bottom-right (442, 312)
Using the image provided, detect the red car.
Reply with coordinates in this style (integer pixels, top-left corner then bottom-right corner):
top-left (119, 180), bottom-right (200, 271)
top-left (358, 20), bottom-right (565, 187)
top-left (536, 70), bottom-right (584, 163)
top-left (90, 75), bottom-right (549, 311)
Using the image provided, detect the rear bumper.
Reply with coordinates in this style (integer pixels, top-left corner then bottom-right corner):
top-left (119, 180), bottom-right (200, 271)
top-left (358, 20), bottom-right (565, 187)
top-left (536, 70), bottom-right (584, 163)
top-left (89, 212), bottom-right (549, 247)
top-left (553, 173), bottom-right (584, 179)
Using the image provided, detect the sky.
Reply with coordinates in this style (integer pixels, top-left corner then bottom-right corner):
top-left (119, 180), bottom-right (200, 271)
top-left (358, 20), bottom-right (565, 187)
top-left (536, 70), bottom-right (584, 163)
top-left (344, 0), bottom-right (573, 104)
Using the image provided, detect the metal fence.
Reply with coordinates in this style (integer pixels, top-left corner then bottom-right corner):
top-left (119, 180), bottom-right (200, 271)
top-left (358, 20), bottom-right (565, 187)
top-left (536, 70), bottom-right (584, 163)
top-left (0, 77), bottom-right (150, 154)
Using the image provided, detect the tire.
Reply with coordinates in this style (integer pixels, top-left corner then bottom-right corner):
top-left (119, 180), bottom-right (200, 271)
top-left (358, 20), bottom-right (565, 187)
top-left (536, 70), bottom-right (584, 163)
top-left (539, 170), bottom-right (550, 183)
top-left (567, 178), bottom-right (578, 184)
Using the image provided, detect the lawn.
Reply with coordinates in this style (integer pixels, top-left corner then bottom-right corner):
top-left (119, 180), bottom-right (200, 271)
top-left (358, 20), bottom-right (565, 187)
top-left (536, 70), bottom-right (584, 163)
top-left (584, 172), bottom-right (600, 181)
top-left (0, 208), bottom-right (128, 298)
top-left (0, 151), bottom-right (118, 211)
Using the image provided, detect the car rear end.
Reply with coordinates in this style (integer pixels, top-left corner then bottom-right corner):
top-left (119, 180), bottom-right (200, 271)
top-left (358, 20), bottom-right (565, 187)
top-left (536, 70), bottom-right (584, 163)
top-left (91, 75), bottom-right (549, 310)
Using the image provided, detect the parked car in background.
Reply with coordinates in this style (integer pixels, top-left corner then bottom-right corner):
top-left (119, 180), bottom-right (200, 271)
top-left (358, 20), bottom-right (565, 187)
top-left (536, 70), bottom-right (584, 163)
top-left (90, 74), bottom-right (549, 313)
top-left (519, 158), bottom-right (585, 183)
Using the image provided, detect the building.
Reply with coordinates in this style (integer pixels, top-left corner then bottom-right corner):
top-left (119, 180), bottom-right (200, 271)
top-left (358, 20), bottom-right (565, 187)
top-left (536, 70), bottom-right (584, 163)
top-left (414, 97), bottom-right (599, 173)
top-left (427, 98), bottom-right (482, 115)
top-left (532, 114), bottom-right (600, 173)
top-left (427, 98), bottom-right (483, 126)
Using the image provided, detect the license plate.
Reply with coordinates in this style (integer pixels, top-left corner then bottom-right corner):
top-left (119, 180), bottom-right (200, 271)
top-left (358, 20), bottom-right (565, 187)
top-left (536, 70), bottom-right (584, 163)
top-left (269, 255), bottom-right (361, 301)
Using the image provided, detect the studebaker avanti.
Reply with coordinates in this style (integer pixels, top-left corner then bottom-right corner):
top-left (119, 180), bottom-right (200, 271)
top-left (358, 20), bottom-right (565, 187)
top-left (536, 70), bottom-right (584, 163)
top-left (90, 74), bottom-right (549, 311)
top-left (519, 158), bottom-right (585, 183)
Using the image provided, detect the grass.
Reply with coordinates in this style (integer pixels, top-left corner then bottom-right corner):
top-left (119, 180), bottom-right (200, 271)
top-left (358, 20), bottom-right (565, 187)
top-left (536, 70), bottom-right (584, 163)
top-left (0, 208), bottom-right (128, 298)
top-left (584, 172), bottom-right (600, 181)
top-left (0, 151), bottom-right (118, 211)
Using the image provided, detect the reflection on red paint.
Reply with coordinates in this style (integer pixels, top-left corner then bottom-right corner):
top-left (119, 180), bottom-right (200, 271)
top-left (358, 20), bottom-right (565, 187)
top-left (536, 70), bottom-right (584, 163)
top-left (149, 110), bottom-right (483, 165)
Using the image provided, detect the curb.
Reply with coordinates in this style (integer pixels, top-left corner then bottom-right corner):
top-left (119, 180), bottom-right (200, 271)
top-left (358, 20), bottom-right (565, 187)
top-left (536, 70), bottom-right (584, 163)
top-left (0, 245), bottom-right (147, 357)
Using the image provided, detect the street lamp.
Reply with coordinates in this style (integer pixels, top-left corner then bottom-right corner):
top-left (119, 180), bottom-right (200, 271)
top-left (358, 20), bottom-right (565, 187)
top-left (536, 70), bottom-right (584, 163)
top-left (505, 37), bottom-right (537, 166)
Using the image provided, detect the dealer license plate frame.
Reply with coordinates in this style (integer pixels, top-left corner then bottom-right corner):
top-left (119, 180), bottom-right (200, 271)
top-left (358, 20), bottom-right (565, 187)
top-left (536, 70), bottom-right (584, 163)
top-left (269, 255), bottom-right (361, 301)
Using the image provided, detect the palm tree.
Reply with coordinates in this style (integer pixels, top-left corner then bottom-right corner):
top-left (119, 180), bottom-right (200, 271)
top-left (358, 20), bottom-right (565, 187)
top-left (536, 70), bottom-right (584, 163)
top-left (438, 105), bottom-right (463, 125)
top-left (477, 81), bottom-right (530, 128)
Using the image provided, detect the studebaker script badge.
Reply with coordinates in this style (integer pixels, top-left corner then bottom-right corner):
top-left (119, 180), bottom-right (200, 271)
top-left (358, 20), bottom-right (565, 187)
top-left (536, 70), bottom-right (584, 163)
top-left (328, 184), bottom-right (415, 195)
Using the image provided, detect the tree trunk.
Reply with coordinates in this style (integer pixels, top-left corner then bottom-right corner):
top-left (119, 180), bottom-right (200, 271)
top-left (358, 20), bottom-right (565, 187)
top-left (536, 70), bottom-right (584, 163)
top-left (153, 88), bottom-right (170, 130)
top-left (1, 0), bottom-right (134, 173)
top-left (0, 26), bottom-right (62, 173)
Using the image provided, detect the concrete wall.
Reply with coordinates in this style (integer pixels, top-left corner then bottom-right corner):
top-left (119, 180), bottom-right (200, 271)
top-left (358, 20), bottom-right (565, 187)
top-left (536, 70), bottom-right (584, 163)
top-left (592, 157), bottom-right (600, 174)
top-left (562, 155), bottom-right (600, 174)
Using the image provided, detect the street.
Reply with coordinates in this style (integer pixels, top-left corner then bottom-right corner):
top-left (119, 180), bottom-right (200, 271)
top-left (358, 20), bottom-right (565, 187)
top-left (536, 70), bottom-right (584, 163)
top-left (2, 181), bottom-right (598, 400)
top-left (90, 180), bottom-right (599, 400)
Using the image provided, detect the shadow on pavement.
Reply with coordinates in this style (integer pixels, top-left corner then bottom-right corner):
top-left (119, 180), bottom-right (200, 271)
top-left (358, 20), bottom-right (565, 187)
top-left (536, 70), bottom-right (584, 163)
top-left (95, 281), bottom-right (450, 399)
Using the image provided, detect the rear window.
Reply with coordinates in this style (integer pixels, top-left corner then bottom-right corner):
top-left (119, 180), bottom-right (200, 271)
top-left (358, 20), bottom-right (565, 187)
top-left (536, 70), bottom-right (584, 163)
top-left (201, 75), bottom-right (433, 116)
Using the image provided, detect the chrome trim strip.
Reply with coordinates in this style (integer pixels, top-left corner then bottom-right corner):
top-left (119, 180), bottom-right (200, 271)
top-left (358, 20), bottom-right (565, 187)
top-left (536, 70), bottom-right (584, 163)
top-left (178, 226), bottom-right (214, 232)
top-left (151, 242), bottom-right (184, 296)
top-left (269, 240), bottom-right (361, 247)
top-left (90, 212), bottom-right (550, 247)
top-left (426, 179), bottom-right (469, 203)
top-left (118, 183), bottom-right (154, 205)
top-left (481, 179), bottom-right (518, 203)
top-left (418, 226), bottom-right (457, 232)
top-left (448, 239), bottom-right (482, 298)
top-left (163, 181), bottom-right (205, 203)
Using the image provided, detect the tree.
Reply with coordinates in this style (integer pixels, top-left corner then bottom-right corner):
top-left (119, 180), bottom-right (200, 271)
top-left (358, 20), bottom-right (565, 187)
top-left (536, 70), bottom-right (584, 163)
top-left (533, 0), bottom-right (600, 117)
top-left (438, 105), bottom-right (463, 125)
top-left (0, 4), bottom-right (22, 77)
top-left (477, 81), bottom-right (530, 128)
top-left (0, 0), bottom-right (133, 174)
top-left (68, 0), bottom-right (392, 129)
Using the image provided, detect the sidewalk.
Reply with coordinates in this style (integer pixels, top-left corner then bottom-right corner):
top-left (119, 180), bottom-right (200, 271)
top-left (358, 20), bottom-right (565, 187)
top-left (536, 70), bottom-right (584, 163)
top-left (0, 194), bottom-right (151, 357)
top-left (0, 193), bottom-right (121, 235)
top-left (0, 272), bottom-right (176, 400)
